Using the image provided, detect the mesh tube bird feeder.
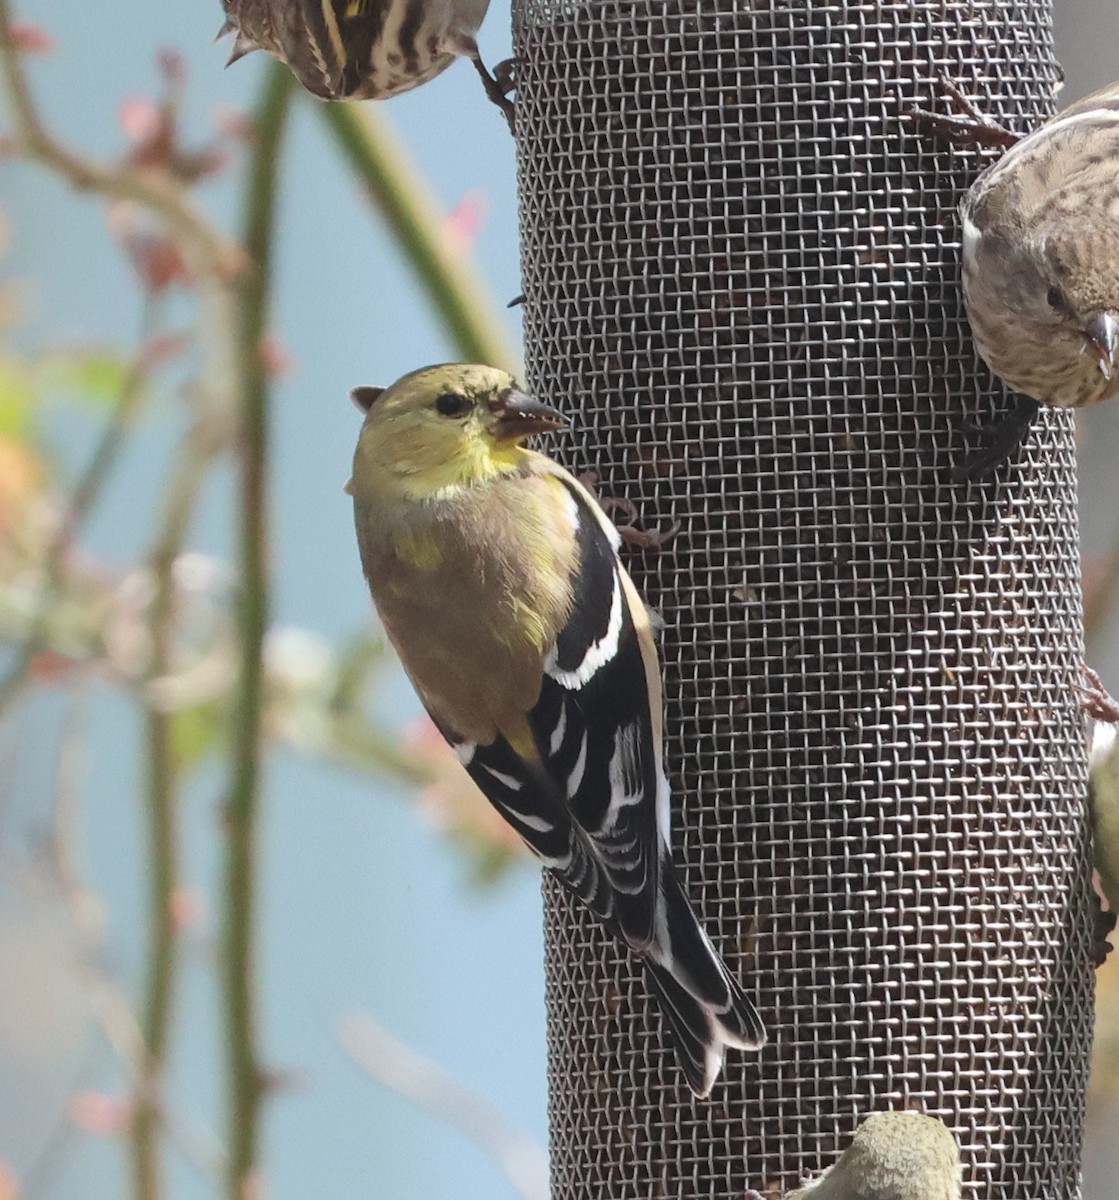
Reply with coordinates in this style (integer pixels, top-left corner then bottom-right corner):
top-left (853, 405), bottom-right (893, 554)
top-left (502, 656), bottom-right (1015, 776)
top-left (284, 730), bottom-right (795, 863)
top-left (512, 2), bottom-right (1096, 1197)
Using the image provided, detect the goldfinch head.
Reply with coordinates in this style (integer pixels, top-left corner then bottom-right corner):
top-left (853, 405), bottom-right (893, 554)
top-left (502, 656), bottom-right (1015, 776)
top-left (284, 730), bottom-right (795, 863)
top-left (349, 364), bottom-right (567, 498)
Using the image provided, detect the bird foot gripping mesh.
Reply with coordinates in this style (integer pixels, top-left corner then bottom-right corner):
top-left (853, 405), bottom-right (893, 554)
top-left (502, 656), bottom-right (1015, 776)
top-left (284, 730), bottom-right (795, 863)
top-left (512, 2), bottom-right (1094, 1197)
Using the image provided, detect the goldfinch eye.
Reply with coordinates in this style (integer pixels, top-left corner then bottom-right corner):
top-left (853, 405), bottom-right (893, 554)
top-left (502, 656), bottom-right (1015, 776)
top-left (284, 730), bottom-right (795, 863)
top-left (434, 393), bottom-right (471, 418)
top-left (1046, 286), bottom-right (1064, 310)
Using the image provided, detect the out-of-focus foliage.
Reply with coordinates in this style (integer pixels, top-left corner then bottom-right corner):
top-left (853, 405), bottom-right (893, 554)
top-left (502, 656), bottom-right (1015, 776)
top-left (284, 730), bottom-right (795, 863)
top-left (0, 315), bottom-right (442, 789)
top-left (0, 9), bottom-right (534, 1200)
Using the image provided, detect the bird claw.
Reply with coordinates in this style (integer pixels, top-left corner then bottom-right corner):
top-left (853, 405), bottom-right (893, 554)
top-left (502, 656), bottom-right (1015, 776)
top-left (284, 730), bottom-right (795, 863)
top-left (600, 493), bottom-right (638, 524)
top-left (616, 519), bottom-right (682, 550)
top-left (907, 77), bottom-right (1022, 151)
top-left (1079, 665), bottom-right (1119, 724)
top-left (492, 56), bottom-right (517, 97)
top-left (578, 471), bottom-right (679, 551)
top-left (470, 54), bottom-right (516, 132)
top-left (1091, 884), bottom-right (1116, 967)
top-left (950, 394), bottom-right (1039, 483)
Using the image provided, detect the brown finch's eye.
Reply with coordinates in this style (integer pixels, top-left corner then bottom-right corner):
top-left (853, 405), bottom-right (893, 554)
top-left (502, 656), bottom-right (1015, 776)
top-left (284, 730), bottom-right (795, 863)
top-left (435, 393), bottom-right (472, 418)
top-left (1046, 286), bottom-right (1064, 309)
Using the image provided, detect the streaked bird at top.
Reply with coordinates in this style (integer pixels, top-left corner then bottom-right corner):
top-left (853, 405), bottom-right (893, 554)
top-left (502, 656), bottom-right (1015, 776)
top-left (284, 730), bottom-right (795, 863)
top-left (913, 79), bottom-right (1119, 478)
top-left (218, 0), bottom-right (513, 121)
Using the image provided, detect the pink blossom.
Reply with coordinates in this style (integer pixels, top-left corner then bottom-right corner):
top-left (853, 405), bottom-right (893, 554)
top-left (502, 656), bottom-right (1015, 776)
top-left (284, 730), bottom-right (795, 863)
top-left (443, 190), bottom-right (489, 253)
top-left (70, 1091), bottom-right (132, 1138)
top-left (8, 23), bottom-right (53, 55)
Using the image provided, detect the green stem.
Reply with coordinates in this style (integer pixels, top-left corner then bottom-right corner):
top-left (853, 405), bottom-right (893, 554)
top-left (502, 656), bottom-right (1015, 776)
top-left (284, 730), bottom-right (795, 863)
top-left (224, 62), bottom-right (295, 1200)
top-left (130, 421), bottom-right (219, 1200)
top-left (317, 103), bottom-right (519, 371)
top-left (132, 720), bottom-right (174, 1200)
top-left (0, 0), bottom-right (244, 279)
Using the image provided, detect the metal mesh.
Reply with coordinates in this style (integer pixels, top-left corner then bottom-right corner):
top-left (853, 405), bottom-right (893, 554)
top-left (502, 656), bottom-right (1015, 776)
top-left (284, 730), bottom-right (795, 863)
top-left (512, 1), bottom-right (1094, 1197)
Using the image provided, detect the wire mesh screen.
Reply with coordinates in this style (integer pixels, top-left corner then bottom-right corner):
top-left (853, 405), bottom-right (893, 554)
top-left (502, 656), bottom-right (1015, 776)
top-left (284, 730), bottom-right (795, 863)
top-left (512, 1), bottom-right (1094, 1197)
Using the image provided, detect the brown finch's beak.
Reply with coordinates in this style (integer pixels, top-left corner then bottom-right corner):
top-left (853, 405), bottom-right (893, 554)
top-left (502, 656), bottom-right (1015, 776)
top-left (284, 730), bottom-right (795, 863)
top-left (225, 33), bottom-right (259, 66)
top-left (492, 388), bottom-right (569, 440)
top-left (1085, 312), bottom-right (1119, 378)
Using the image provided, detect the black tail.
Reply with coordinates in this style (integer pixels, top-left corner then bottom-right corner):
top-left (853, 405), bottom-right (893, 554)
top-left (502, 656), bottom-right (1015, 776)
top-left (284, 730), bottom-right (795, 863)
top-left (644, 873), bottom-right (765, 1096)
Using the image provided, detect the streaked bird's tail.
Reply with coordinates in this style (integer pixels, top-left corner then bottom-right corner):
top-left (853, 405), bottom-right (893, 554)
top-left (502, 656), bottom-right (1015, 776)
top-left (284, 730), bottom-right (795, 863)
top-left (644, 873), bottom-right (765, 1096)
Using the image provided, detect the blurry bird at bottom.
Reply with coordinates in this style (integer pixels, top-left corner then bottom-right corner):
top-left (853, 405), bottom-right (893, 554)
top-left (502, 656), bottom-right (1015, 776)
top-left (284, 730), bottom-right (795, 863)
top-left (912, 80), bottom-right (1119, 480)
top-left (218, 0), bottom-right (514, 124)
top-left (346, 363), bottom-right (765, 1096)
top-left (783, 1111), bottom-right (961, 1200)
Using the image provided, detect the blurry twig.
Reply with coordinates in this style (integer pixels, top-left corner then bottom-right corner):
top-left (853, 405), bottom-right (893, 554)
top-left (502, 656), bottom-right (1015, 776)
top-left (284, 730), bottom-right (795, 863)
top-left (14, 700), bottom-right (96, 1200)
top-left (48, 709), bottom-right (225, 1192)
top-left (0, 295), bottom-right (163, 720)
top-left (0, 0), bottom-right (245, 281)
top-left (0, 12), bottom-right (244, 1193)
top-left (338, 1011), bottom-right (549, 1200)
top-left (0, 697), bottom-right (223, 1195)
top-left (131, 413), bottom-right (224, 1199)
top-left (19, 1041), bottom-right (97, 1200)
top-left (223, 61), bottom-right (295, 1200)
top-left (0, 15), bottom-right (531, 1200)
top-left (0, 1), bottom-right (246, 730)
top-left (317, 103), bottom-right (520, 373)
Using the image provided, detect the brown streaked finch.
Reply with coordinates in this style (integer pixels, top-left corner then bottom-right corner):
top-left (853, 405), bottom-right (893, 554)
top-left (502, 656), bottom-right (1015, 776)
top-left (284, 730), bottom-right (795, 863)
top-left (913, 80), bottom-right (1119, 480)
top-left (218, 0), bottom-right (513, 124)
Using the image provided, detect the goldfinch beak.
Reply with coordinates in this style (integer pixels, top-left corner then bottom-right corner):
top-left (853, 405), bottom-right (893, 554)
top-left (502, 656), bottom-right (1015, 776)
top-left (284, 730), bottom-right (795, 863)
top-left (492, 389), bottom-right (568, 440)
top-left (1085, 311), bottom-right (1119, 378)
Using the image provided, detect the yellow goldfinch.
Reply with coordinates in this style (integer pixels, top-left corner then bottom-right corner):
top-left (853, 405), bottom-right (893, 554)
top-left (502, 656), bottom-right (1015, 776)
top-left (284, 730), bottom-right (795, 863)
top-left (347, 363), bottom-right (765, 1096)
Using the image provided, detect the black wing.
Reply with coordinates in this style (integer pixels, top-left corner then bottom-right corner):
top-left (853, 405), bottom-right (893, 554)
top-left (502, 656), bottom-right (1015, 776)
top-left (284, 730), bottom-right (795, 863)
top-left (438, 476), bottom-right (667, 951)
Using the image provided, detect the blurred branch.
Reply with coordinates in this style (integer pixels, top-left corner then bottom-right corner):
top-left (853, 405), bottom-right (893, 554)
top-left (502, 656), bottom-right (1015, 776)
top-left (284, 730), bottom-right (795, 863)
top-left (15, 700), bottom-right (96, 1200)
top-left (223, 61), bottom-right (295, 1200)
top-left (0, 296), bottom-right (162, 720)
top-left (338, 1011), bottom-right (549, 1200)
top-left (132, 701), bottom-right (175, 1198)
top-left (317, 104), bottom-right (520, 372)
top-left (0, 0), bottom-right (245, 281)
top-left (319, 633), bottom-right (432, 782)
top-left (0, 17), bottom-right (280, 1188)
top-left (132, 416), bottom-right (223, 1200)
top-left (0, 697), bottom-right (223, 1195)
top-left (0, 558), bottom-right (430, 786)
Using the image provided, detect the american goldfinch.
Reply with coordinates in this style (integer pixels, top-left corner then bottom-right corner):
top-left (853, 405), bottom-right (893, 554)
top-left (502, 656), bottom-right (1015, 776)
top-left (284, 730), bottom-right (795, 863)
top-left (913, 80), bottom-right (1119, 477)
top-left (218, 0), bottom-right (513, 121)
top-left (786, 1111), bottom-right (962, 1200)
top-left (347, 363), bottom-right (765, 1096)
